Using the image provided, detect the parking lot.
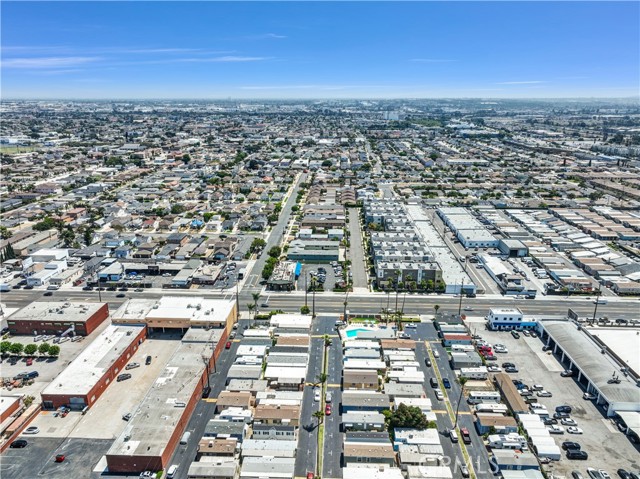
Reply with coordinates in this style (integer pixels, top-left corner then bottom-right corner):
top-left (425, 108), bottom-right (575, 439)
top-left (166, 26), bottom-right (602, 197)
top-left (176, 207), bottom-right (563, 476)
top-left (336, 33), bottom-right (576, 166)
top-left (1, 319), bottom-right (111, 398)
top-left (479, 328), bottom-right (640, 476)
top-left (2, 332), bottom-right (182, 479)
top-left (296, 263), bottom-right (342, 292)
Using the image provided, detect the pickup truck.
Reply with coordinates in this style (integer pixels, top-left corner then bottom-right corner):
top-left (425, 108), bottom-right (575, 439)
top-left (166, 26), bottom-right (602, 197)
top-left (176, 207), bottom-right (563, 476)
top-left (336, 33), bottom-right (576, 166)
top-left (460, 427), bottom-right (472, 444)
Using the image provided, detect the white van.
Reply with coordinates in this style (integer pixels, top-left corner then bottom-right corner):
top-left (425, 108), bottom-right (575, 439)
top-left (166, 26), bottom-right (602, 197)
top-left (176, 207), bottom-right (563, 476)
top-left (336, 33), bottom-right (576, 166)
top-left (167, 465), bottom-right (178, 478)
top-left (449, 429), bottom-right (459, 443)
top-left (180, 431), bottom-right (191, 445)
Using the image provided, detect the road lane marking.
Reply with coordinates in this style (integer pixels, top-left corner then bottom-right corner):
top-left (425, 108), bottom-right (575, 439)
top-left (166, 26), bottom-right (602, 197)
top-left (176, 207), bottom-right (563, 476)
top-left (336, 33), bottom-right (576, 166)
top-left (202, 398), bottom-right (217, 403)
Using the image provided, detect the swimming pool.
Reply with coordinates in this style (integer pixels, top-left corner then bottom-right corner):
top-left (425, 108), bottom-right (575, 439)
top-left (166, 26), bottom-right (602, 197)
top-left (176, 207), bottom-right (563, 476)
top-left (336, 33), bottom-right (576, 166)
top-left (345, 328), bottom-right (372, 338)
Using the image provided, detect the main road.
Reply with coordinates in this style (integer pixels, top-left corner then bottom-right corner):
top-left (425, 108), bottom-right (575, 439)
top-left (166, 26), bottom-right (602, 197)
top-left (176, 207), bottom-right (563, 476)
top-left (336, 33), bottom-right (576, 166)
top-left (2, 288), bottom-right (638, 321)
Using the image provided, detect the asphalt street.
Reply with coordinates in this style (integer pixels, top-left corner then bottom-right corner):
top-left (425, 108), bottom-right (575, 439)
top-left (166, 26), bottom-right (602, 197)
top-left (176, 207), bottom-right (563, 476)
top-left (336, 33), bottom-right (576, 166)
top-left (240, 172), bottom-right (306, 301)
top-left (346, 208), bottom-right (368, 291)
top-left (294, 321), bottom-right (325, 478)
top-left (4, 289), bottom-right (637, 321)
top-left (408, 322), bottom-right (493, 479)
top-left (321, 316), bottom-right (343, 479)
top-left (159, 319), bottom-right (247, 479)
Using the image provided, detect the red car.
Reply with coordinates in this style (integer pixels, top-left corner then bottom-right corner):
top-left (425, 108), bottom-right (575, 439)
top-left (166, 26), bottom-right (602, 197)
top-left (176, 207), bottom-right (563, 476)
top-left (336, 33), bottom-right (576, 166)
top-left (26, 358), bottom-right (33, 366)
top-left (325, 404), bottom-right (332, 415)
top-left (225, 341), bottom-right (232, 349)
top-left (55, 454), bottom-right (65, 463)
top-left (307, 473), bottom-right (314, 479)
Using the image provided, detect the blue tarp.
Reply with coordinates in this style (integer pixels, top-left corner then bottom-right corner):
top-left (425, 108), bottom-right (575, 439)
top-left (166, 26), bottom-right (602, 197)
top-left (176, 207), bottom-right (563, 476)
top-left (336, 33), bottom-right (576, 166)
top-left (295, 262), bottom-right (302, 277)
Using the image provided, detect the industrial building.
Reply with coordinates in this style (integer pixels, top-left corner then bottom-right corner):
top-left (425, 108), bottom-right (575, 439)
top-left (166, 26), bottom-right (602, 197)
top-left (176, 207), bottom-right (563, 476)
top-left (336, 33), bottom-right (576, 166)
top-left (106, 328), bottom-right (224, 473)
top-left (111, 296), bottom-right (236, 333)
top-left (41, 324), bottom-right (146, 410)
top-left (486, 308), bottom-right (538, 331)
top-left (539, 321), bottom-right (640, 418)
top-left (6, 301), bottom-right (109, 336)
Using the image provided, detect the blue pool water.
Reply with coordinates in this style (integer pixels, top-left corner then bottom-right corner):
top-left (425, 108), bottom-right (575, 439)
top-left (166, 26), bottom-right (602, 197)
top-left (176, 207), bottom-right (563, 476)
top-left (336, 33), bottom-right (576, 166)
top-left (345, 328), bottom-right (371, 338)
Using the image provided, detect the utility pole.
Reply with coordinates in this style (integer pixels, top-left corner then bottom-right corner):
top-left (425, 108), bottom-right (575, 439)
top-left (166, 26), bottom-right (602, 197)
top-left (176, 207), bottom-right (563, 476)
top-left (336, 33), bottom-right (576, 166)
top-left (235, 275), bottom-right (240, 322)
top-left (305, 274), bottom-right (308, 308)
top-left (311, 277), bottom-right (316, 318)
top-left (592, 285), bottom-right (603, 325)
top-left (457, 279), bottom-right (464, 316)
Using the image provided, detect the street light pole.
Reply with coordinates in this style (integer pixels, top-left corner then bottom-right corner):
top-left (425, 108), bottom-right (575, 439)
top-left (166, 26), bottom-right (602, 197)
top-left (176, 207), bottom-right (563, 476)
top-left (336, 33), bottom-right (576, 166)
top-left (457, 279), bottom-right (464, 316)
top-left (592, 285), bottom-right (603, 324)
top-left (311, 277), bottom-right (316, 318)
top-left (305, 274), bottom-right (308, 308)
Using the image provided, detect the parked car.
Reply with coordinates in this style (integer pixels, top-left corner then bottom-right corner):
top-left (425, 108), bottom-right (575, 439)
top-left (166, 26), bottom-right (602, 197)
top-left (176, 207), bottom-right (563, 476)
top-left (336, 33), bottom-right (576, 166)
top-left (43, 291), bottom-right (53, 296)
top-left (435, 390), bottom-right (444, 400)
top-left (117, 373), bottom-right (132, 382)
top-left (617, 470), bottom-right (633, 479)
top-left (55, 454), bottom-right (66, 463)
top-left (562, 441), bottom-right (581, 450)
top-left (225, 341), bottom-right (232, 349)
top-left (554, 412), bottom-right (571, 420)
top-left (460, 465), bottom-right (470, 478)
top-left (544, 418), bottom-right (558, 425)
top-left (505, 366), bottom-right (519, 373)
top-left (314, 389), bottom-right (321, 402)
top-left (561, 418), bottom-right (577, 426)
top-left (10, 439), bottom-right (28, 448)
top-left (125, 362), bottom-right (140, 370)
top-left (122, 413), bottom-right (132, 421)
top-left (145, 355), bottom-right (152, 365)
top-left (561, 369), bottom-right (574, 377)
top-left (442, 378), bottom-right (451, 389)
top-left (23, 426), bottom-right (39, 434)
top-left (556, 405), bottom-right (572, 413)
top-left (510, 330), bottom-right (520, 339)
top-left (567, 427), bottom-right (584, 434)
top-left (537, 390), bottom-right (553, 397)
top-left (583, 392), bottom-right (596, 400)
top-left (548, 425), bottom-right (565, 434)
top-left (325, 404), bottom-right (332, 415)
top-left (567, 450), bottom-right (588, 460)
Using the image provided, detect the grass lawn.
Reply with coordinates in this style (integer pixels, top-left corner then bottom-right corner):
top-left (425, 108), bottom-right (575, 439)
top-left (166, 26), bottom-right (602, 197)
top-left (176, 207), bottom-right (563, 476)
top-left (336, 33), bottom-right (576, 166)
top-left (0, 145), bottom-right (41, 154)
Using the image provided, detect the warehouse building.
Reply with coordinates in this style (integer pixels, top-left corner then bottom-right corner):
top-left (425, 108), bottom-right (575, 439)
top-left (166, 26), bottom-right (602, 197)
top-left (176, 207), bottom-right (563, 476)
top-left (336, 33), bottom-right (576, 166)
top-left (41, 324), bottom-right (146, 410)
top-left (106, 328), bottom-right (224, 473)
top-left (111, 296), bottom-right (236, 334)
top-left (6, 301), bottom-right (109, 336)
top-left (540, 321), bottom-right (640, 418)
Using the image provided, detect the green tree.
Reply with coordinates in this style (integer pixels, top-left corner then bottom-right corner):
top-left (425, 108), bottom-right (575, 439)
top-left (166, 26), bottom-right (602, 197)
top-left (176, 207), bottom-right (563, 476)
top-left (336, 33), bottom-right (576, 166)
top-left (38, 342), bottom-right (51, 355)
top-left (61, 228), bottom-right (75, 247)
top-left (385, 404), bottom-right (431, 431)
top-left (0, 341), bottom-right (11, 355)
top-left (32, 217), bottom-right (60, 231)
top-left (203, 212), bottom-right (214, 222)
top-left (301, 305), bottom-right (311, 314)
top-left (170, 204), bottom-right (186, 215)
top-left (268, 246), bottom-right (282, 258)
top-left (313, 410), bottom-right (325, 425)
top-left (24, 344), bottom-right (38, 356)
top-left (9, 342), bottom-right (24, 356)
top-left (247, 304), bottom-right (255, 318)
top-left (434, 304), bottom-right (440, 316)
top-left (0, 226), bottom-right (12, 239)
top-left (315, 373), bottom-right (328, 386)
top-left (48, 345), bottom-right (61, 357)
top-left (252, 293), bottom-right (261, 314)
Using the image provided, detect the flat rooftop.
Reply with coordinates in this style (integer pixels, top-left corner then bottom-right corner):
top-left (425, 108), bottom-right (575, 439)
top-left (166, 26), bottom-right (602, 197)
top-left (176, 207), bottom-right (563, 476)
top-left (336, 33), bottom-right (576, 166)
top-left (107, 328), bottom-right (223, 459)
top-left (41, 324), bottom-right (144, 397)
top-left (587, 327), bottom-right (640, 375)
top-left (9, 301), bottom-right (105, 323)
top-left (112, 297), bottom-right (234, 326)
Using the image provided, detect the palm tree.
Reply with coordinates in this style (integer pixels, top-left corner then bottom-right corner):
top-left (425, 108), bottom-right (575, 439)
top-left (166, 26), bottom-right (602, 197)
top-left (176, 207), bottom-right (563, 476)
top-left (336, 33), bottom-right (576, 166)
top-left (252, 292), bottom-right (261, 314)
top-left (247, 304), bottom-right (255, 319)
top-left (434, 304), bottom-right (440, 317)
top-left (453, 377), bottom-right (469, 429)
top-left (315, 373), bottom-right (328, 386)
top-left (313, 410), bottom-right (325, 425)
top-left (323, 335), bottom-right (332, 347)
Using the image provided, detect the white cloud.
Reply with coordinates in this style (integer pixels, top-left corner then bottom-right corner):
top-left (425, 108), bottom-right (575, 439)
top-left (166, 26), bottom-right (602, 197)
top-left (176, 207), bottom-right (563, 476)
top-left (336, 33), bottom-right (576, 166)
top-left (2, 56), bottom-right (100, 69)
top-left (496, 80), bottom-right (547, 85)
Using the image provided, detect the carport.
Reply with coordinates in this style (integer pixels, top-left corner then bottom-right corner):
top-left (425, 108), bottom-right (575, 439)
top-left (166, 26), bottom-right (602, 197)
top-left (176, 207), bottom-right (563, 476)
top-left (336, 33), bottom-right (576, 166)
top-left (541, 321), bottom-right (640, 417)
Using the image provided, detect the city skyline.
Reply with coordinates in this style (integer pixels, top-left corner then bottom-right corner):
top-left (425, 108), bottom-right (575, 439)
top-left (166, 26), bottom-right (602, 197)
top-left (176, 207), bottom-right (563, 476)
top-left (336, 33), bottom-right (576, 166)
top-left (1, 1), bottom-right (639, 99)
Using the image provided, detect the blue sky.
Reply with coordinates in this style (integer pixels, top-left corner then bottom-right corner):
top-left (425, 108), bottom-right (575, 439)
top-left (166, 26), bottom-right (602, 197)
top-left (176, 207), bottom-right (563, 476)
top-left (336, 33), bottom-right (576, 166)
top-left (2, 1), bottom-right (638, 99)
